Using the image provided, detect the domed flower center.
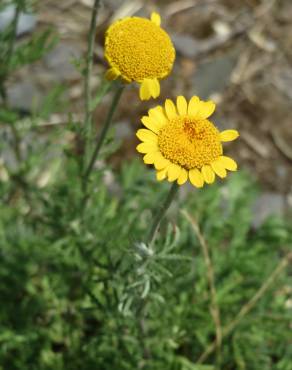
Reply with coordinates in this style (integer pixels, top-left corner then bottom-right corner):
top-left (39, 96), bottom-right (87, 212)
top-left (158, 117), bottom-right (222, 170)
top-left (105, 17), bottom-right (175, 82)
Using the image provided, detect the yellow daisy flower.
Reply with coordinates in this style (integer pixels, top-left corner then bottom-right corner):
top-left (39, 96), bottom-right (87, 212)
top-left (104, 12), bottom-right (175, 101)
top-left (136, 96), bottom-right (239, 188)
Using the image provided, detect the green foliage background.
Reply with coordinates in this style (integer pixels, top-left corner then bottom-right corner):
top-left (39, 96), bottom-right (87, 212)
top-left (0, 1), bottom-right (292, 369)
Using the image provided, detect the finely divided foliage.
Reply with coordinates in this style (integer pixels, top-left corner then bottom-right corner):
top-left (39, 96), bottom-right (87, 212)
top-left (0, 1), bottom-right (291, 370)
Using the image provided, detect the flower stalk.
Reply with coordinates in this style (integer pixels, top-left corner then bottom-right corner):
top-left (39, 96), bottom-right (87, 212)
top-left (81, 83), bottom-right (125, 205)
top-left (83, 83), bottom-right (124, 180)
top-left (0, 3), bottom-right (22, 164)
top-left (84, 0), bottom-right (101, 136)
top-left (146, 182), bottom-right (179, 245)
top-left (80, 0), bottom-right (100, 179)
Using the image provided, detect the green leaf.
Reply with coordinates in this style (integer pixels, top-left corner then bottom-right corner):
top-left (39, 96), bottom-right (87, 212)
top-left (9, 29), bottom-right (58, 70)
top-left (89, 79), bottom-right (113, 111)
top-left (35, 84), bottom-right (66, 120)
top-left (175, 357), bottom-right (215, 370)
top-left (0, 107), bottom-right (19, 124)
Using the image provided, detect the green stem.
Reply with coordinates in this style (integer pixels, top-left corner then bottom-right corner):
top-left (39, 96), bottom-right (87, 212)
top-left (84, 0), bottom-right (101, 134)
top-left (80, 0), bottom-right (100, 177)
top-left (6, 4), bottom-right (21, 70)
top-left (1, 3), bottom-right (22, 163)
top-left (81, 84), bottom-right (125, 203)
top-left (146, 182), bottom-right (179, 245)
top-left (83, 83), bottom-right (124, 179)
top-left (0, 2), bottom-right (21, 85)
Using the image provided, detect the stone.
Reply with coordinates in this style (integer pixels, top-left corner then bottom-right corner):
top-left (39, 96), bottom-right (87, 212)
top-left (7, 79), bottom-right (42, 112)
top-left (171, 33), bottom-right (200, 59)
top-left (0, 5), bottom-right (36, 36)
top-left (114, 120), bottom-right (132, 140)
top-left (44, 42), bottom-right (82, 81)
top-left (192, 50), bottom-right (240, 99)
top-left (252, 192), bottom-right (285, 228)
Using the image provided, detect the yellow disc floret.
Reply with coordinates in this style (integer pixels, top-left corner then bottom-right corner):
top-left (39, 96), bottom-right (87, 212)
top-left (104, 14), bottom-right (175, 100)
top-left (105, 17), bottom-right (175, 81)
top-left (158, 117), bottom-right (222, 170)
top-left (136, 95), bottom-right (239, 188)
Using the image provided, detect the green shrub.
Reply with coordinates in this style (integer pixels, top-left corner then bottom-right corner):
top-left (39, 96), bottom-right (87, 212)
top-left (0, 1), bottom-right (291, 369)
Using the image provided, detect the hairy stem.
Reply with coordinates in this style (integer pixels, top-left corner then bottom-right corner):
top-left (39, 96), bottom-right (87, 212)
top-left (84, 0), bottom-right (101, 135)
top-left (0, 0), bottom-right (22, 85)
top-left (146, 182), bottom-right (179, 245)
top-left (81, 84), bottom-right (125, 206)
top-left (6, 4), bottom-right (21, 68)
top-left (83, 83), bottom-right (124, 180)
top-left (80, 0), bottom-right (101, 177)
top-left (1, 3), bottom-right (22, 163)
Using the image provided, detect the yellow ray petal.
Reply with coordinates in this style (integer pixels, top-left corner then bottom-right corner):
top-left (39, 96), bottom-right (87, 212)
top-left (140, 78), bottom-right (160, 100)
top-left (165, 99), bottom-right (177, 120)
top-left (177, 168), bottom-right (188, 185)
top-left (197, 101), bottom-right (216, 119)
top-left (149, 78), bottom-right (160, 98)
top-left (189, 168), bottom-right (204, 188)
top-left (150, 12), bottom-right (161, 26)
top-left (153, 153), bottom-right (170, 170)
top-left (143, 152), bottom-right (157, 164)
top-left (105, 67), bottom-right (121, 81)
top-left (167, 163), bottom-right (181, 182)
top-left (136, 142), bottom-right (158, 154)
top-left (140, 80), bottom-right (151, 101)
top-left (219, 156), bottom-right (238, 171)
top-left (157, 168), bottom-right (167, 181)
top-left (176, 96), bottom-right (187, 116)
top-left (188, 96), bottom-right (200, 117)
top-left (148, 106), bottom-right (167, 126)
top-left (136, 129), bottom-right (158, 143)
top-left (201, 165), bottom-right (215, 184)
top-left (211, 160), bottom-right (227, 178)
top-left (220, 130), bottom-right (239, 142)
top-left (141, 116), bottom-right (161, 134)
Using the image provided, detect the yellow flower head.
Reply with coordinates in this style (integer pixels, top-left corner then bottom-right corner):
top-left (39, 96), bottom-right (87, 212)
top-left (136, 96), bottom-right (239, 187)
top-left (104, 12), bottom-right (175, 100)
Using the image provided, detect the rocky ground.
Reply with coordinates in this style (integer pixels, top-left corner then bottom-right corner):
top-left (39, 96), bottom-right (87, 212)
top-left (2, 0), bottom-right (292, 224)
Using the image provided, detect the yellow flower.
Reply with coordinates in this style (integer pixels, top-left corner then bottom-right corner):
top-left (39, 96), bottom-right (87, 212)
top-left (136, 96), bottom-right (239, 187)
top-left (104, 12), bottom-right (175, 100)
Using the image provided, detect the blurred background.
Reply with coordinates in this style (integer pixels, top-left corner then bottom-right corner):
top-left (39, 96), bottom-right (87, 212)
top-left (2, 0), bottom-right (292, 218)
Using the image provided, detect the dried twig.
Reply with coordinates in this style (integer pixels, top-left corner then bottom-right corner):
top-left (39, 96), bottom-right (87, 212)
top-left (109, 0), bottom-right (143, 22)
top-left (241, 131), bottom-right (270, 159)
top-left (165, 0), bottom-right (216, 17)
top-left (271, 128), bottom-right (292, 161)
top-left (182, 210), bottom-right (223, 363)
top-left (197, 250), bottom-right (292, 363)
